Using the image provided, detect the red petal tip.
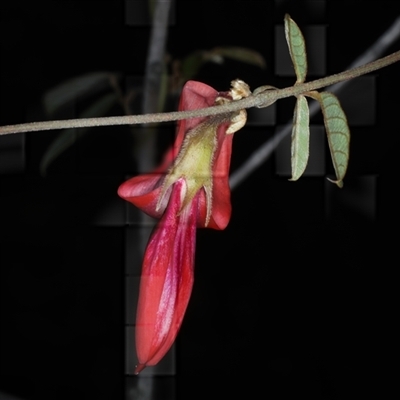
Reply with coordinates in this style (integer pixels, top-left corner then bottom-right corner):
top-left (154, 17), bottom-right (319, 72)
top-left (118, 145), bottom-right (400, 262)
top-left (134, 363), bottom-right (146, 375)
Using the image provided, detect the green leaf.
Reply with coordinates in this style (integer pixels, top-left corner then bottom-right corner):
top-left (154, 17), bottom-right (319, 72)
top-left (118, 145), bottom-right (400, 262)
top-left (43, 72), bottom-right (113, 115)
top-left (312, 92), bottom-right (350, 188)
top-left (40, 92), bottom-right (117, 175)
top-left (284, 14), bottom-right (307, 83)
top-left (290, 95), bottom-right (310, 181)
top-left (181, 47), bottom-right (266, 82)
top-left (210, 46), bottom-right (266, 69)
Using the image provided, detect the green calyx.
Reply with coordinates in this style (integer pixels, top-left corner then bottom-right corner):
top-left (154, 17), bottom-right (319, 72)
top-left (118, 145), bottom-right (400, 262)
top-left (157, 117), bottom-right (221, 226)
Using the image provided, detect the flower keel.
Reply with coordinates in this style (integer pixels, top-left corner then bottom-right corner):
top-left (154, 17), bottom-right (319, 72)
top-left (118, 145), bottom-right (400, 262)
top-left (134, 179), bottom-right (197, 373)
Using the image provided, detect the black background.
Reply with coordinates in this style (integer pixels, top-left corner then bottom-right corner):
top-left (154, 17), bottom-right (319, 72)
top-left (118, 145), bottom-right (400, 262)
top-left (1, 1), bottom-right (400, 399)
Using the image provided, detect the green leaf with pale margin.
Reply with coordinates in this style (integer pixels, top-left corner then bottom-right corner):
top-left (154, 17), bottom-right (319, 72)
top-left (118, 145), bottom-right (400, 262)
top-left (284, 14), bottom-right (307, 83)
top-left (312, 92), bottom-right (350, 188)
top-left (290, 95), bottom-right (310, 181)
top-left (43, 72), bottom-right (113, 115)
top-left (40, 93), bottom-right (117, 175)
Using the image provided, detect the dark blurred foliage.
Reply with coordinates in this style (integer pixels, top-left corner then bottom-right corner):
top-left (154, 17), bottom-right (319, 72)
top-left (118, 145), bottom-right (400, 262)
top-left (1, 1), bottom-right (399, 399)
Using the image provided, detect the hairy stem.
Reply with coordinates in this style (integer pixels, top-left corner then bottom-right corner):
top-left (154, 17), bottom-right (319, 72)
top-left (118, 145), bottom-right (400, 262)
top-left (1, 50), bottom-right (399, 136)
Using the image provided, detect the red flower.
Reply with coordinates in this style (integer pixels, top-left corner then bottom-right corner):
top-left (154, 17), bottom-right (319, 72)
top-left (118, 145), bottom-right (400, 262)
top-left (118, 80), bottom-right (249, 373)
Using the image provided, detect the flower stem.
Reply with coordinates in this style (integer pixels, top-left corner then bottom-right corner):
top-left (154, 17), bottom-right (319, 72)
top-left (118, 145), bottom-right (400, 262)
top-left (1, 50), bottom-right (399, 136)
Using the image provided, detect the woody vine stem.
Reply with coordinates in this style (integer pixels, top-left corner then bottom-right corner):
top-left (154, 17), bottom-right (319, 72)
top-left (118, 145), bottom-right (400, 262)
top-left (0, 49), bottom-right (399, 136)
